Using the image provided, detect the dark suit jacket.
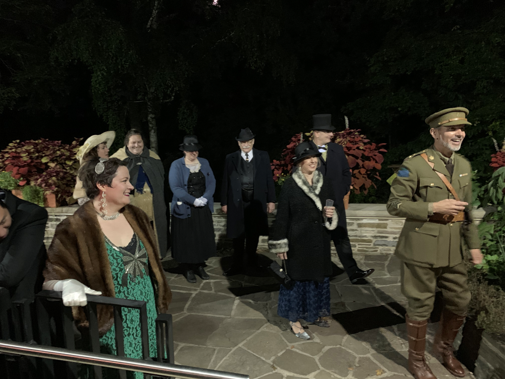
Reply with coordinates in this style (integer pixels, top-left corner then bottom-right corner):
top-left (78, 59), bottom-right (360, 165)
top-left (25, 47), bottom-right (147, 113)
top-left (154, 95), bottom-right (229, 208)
top-left (310, 141), bottom-right (352, 228)
top-left (221, 149), bottom-right (276, 238)
top-left (0, 191), bottom-right (48, 302)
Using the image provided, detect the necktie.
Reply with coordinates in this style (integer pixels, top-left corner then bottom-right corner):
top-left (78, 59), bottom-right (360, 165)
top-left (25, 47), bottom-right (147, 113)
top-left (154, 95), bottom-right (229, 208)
top-left (245, 153), bottom-right (249, 162)
top-left (446, 158), bottom-right (454, 177)
top-left (318, 145), bottom-right (327, 152)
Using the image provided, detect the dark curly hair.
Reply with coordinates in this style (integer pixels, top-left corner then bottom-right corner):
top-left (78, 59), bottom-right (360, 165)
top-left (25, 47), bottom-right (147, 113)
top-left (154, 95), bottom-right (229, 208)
top-left (78, 158), bottom-right (127, 199)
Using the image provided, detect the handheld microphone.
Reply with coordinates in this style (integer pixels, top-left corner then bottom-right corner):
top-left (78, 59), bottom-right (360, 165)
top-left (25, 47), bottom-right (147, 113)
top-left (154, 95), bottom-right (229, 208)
top-left (325, 199), bottom-right (334, 223)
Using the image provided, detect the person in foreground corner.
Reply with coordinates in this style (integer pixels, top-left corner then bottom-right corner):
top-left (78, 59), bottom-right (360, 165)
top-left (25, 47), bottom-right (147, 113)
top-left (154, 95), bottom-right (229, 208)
top-left (309, 114), bottom-right (374, 284)
top-left (268, 142), bottom-right (337, 340)
top-left (43, 158), bottom-right (171, 379)
top-left (0, 189), bottom-right (48, 302)
top-left (169, 135), bottom-right (217, 283)
top-left (221, 127), bottom-right (276, 276)
top-left (387, 107), bottom-right (483, 379)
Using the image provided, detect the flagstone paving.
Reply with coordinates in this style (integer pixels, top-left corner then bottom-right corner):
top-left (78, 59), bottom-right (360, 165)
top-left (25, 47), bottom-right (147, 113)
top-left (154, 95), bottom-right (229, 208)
top-left (163, 251), bottom-right (475, 379)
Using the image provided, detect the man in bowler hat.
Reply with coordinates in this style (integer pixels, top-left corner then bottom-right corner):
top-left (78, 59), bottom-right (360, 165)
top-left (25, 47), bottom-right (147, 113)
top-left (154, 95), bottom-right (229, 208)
top-left (221, 128), bottom-right (276, 276)
top-left (309, 114), bottom-right (374, 283)
top-left (387, 107), bottom-right (483, 379)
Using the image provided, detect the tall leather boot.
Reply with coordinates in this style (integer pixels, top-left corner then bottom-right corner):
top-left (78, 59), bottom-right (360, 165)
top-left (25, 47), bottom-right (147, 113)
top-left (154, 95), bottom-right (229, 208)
top-left (406, 315), bottom-right (437, 379)
top-left (433, 309), bottom-right (466, 377)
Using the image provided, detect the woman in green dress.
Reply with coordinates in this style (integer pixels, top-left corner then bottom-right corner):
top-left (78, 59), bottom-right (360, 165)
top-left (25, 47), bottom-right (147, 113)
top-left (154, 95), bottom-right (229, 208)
top-left (44, 157), bottom-right (172, 378)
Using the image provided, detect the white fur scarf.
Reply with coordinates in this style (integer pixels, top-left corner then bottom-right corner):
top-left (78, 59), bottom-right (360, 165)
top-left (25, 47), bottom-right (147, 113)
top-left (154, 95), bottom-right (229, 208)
top-left (292, 169), bottom-right (338, 230)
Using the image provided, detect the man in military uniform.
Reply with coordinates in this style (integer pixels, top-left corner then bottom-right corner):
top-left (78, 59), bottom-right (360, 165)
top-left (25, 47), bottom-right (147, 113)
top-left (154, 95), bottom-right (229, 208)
top-left (387, 107), bottom-right (483, 379)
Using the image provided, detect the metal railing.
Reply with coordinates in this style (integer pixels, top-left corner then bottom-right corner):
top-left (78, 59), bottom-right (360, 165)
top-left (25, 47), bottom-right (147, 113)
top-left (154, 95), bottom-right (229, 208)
top-left (0, 288), bottom-right (249, 379)
top-left (0, 340), bottom-right (248, 379)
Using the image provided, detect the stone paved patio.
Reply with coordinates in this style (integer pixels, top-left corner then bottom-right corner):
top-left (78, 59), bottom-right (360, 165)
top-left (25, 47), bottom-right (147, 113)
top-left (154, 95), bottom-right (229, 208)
top-left (163, 251), bottom-right (475, 379)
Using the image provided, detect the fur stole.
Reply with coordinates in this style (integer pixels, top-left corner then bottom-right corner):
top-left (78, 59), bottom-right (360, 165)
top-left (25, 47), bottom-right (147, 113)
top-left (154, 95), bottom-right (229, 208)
top-left (44, 201), bottom-right (171, 336)
top-left (292, 169), bottom-right (338, 230)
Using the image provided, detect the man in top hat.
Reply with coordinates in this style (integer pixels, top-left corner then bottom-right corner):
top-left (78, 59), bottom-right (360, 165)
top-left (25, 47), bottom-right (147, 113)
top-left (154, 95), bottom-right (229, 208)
top-left (309, 114), bottom-right (374, 284)
top-left (387, 107), bottom-right (483, 379)
top-left (221, 128), bottom-right (276, 276)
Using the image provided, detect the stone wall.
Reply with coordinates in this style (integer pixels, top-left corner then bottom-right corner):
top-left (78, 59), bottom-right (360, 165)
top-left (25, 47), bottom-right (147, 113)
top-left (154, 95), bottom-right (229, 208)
top-left (44, 204), bottom-right (485, 254)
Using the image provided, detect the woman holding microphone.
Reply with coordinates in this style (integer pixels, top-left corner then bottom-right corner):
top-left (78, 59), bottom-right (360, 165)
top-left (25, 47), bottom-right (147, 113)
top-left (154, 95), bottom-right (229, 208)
top-left (269, 141), bottom-right (337, 340)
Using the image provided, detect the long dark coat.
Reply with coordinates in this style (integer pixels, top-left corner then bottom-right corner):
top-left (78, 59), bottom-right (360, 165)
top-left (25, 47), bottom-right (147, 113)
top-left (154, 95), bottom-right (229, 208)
top-left (220, 149), bottom-right (276, 238)
top-left (310, 141), bottom-right (352, 228)
top-left (268, 170), bottom-right (337, 282)
top-left (0, 191), bottom-right (47, 302)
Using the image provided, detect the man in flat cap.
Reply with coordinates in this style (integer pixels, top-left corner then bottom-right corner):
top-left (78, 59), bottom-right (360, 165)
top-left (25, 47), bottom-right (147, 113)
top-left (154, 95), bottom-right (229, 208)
top-left (221, 128), bottom-right (276, 276)
top-left (387, 107), bottom-right (483, 379)
top-left (310, 114), bottom-right (374, 284)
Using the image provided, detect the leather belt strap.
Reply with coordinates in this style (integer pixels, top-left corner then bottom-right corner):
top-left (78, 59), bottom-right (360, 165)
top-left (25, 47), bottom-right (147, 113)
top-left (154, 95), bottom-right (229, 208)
top-left (420, 153), bottom-right (464, 224)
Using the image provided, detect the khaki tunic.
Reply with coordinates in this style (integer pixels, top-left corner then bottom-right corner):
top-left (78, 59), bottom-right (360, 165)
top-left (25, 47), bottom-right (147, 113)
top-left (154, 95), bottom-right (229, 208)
top-left (387, 147), bottom-right (480, 268)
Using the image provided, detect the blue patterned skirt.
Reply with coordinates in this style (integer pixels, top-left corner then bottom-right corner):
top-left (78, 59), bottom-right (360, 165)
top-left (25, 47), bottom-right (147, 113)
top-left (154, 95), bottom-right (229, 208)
top-left (277, 277), bottom-right (331, 323)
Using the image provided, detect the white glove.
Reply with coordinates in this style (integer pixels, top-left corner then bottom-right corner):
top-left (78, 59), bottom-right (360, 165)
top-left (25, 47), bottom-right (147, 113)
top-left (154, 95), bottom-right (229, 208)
top-left (198, 196), bottom-right (208, 205)
top-left (193, 198), bottom-right (204, 207)
top-left (53, 279), bottom-right (102, 307)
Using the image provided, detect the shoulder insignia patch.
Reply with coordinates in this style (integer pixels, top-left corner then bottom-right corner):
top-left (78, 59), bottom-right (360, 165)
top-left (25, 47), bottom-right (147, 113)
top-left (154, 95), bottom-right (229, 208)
top-left (397, 167), bottom-right (410, 178)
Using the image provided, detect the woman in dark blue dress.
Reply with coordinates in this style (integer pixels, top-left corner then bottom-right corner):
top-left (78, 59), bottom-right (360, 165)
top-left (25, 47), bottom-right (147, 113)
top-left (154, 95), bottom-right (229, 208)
top-left (268, 142), bottom-right (337, 340)
top-left (169, 135), bottom-right (216, 283)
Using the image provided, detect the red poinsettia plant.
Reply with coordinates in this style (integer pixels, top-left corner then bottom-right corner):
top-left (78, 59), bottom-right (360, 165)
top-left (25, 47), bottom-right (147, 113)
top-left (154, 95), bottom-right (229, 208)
top-left (490, 138), bottom-right (505, 170)
top-left (0, 138), bottom-right (81, 205)
top-left (271, 129), bottom-right (387, 194)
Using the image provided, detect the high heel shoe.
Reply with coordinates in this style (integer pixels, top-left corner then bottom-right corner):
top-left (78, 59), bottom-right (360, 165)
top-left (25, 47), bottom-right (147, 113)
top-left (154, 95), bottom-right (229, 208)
top-left (290, 321), bottom-right (310, 340)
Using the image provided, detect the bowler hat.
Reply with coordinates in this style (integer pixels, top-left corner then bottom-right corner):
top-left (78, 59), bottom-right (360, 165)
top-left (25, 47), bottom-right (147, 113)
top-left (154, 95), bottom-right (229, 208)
top-left (292, 141), bottom-right (322, 164)
top-left (76, 131), bottom-right (116, 164)
top-left (425, 107), bottom-right (472, 129)
top-left (236, 128), bottom-right (255, 142)
top-left (311, 114), bottom-right (335, 131)
top-left (179, 135), bottom-right (202, 151)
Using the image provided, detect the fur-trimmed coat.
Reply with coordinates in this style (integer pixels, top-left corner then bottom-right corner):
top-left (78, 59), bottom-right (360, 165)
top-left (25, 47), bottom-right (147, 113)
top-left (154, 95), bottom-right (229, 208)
top-left (44, 201), bottom-right (172, 336)
top-left (268, 170), bottom-right (337, 282)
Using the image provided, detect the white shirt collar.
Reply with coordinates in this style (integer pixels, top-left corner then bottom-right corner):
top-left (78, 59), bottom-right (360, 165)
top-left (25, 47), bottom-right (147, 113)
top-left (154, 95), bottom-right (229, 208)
top-left (241, 150), bottom-right (254, 161)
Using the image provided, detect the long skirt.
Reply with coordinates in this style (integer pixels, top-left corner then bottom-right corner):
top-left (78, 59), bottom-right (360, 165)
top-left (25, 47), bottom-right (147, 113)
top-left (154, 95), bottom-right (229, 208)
top-left (277, 277), bottom-right (331, 323)
top-left (171, 206), bottom-right (216, 264)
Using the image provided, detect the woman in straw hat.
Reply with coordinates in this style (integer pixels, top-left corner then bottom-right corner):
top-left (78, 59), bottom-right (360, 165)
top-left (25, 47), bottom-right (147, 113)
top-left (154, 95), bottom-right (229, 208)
top-left (268, 141), bottom-right (337, 340)
top-left (168, 135), bottom-right (216, 283)
top-left (73, 131), bottom-right (115, 205)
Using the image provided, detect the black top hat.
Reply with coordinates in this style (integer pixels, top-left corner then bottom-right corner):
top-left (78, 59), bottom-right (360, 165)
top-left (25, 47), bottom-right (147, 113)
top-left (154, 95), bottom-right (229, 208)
top-left (235, 128), bottom-right (255, 142)
top-left (179, 135), bottom-right (202, 152)
top-left (311, 114), bottom-right (335, 131)
top-left (292, 141), bottom-right (321, 164)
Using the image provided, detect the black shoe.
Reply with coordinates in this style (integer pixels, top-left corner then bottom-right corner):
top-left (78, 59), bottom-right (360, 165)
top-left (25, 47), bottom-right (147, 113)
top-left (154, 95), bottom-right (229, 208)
top-left (349, 268), bottom-right (374, 284)
top-left (185, 270), bottom-right (197, 283)
top-left (198, 266), bottom-right (210, 280)
top-left (223, 265), bottom-right (243, 277)
top-left (312, 318), bottom-right (331, 328)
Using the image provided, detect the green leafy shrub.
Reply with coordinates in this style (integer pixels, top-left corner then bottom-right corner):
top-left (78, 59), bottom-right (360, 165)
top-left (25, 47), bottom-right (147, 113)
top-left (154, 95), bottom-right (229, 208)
top-left (476, 167), bottom-right (505, 287)
top-left (467, 267), bottom-right (505, 334)
top-left (21, 185), bottom-right (44, 207)
top-left (0, 171), bottom-right (19, 190)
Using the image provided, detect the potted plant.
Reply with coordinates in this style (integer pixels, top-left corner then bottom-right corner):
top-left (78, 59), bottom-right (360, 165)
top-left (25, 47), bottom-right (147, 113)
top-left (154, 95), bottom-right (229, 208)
top-left (0, 138), bottom-right (81, 207)
top-left (457, 156), bottom-right (505, 374)
top-left (271, 129), bottom-right (387, 205)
